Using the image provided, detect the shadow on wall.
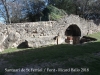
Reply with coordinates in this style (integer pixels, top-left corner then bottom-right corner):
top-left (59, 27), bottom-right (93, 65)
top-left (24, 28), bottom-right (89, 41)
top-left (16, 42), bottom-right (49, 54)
top-left (17, 40), bottom-right (31, 49)
top-left (80, 36), bottom-right (97, 44)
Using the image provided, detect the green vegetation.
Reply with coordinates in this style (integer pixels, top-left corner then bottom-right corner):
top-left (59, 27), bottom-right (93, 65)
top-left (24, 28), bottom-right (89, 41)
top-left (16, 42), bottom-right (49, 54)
top-left (87, 32), bottom-right (100, 41)
top-left (48, 0), bottom-right (77, 14)
top-left (46, 5), bottom-right (66, 20)
top-left (26, 5), bottom-right (67, 21)
top-left (42, 5), bottom-right (66, 21)
top-left (0, 32), bottom-right (100, 75)
top-left (0, 48), bottom-right (31, 54)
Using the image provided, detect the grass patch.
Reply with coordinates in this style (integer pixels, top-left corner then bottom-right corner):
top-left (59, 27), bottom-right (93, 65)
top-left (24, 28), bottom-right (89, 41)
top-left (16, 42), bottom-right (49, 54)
top-left (87, 32), bottom-right (100, 41)
top-left (1, 43), bottom-right (100, 68)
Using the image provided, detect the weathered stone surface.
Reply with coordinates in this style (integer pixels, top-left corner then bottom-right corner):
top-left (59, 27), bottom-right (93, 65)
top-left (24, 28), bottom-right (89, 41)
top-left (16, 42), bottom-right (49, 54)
top-left (0, 15), bottom-right (100, 51)
top-left (3, 32), bottom-right (20, 49)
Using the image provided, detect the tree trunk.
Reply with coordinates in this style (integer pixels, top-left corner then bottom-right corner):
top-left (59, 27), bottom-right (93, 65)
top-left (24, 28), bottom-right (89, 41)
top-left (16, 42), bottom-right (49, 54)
top-left (1, 0), bottom-right (10, 24)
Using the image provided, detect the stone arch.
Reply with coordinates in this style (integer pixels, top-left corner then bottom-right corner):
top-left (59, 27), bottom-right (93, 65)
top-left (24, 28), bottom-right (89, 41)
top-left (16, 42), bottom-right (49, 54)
top-left (65, 24), bottom-right (81, 36)
top-left (65, 24), bottom-right (81, 44)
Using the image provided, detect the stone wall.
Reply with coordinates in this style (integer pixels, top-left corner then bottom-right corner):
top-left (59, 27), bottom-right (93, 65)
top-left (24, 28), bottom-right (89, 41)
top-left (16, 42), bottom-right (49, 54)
top-left (0, 14), bottom-right (100, 52)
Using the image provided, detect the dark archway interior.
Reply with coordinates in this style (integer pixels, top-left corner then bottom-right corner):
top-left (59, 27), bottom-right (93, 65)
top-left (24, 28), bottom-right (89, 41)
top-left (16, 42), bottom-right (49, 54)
top-left (65, 24), bottom-right (81, 44)
top-left (65, 24), bottom-right (81, 36)
top-left (17, 40), bottom-right (31, 49)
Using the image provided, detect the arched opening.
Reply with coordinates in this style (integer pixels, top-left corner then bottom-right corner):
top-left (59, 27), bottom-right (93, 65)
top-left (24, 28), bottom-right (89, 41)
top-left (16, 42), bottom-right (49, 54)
top-left (65, 24), bottom-right (81, 44)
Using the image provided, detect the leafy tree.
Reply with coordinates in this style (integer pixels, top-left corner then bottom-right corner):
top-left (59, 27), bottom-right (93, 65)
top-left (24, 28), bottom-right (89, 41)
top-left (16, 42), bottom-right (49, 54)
top-left (25, 5), bottom-right (66, 21)
top-left (48, 0), bottom-right (77, 14)
top-left (43, 5), bottom-right (66, 21)
top-left (24, 0), bottom-right (45, 22)
top-left (76, 0), bottom-right (100, 19)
